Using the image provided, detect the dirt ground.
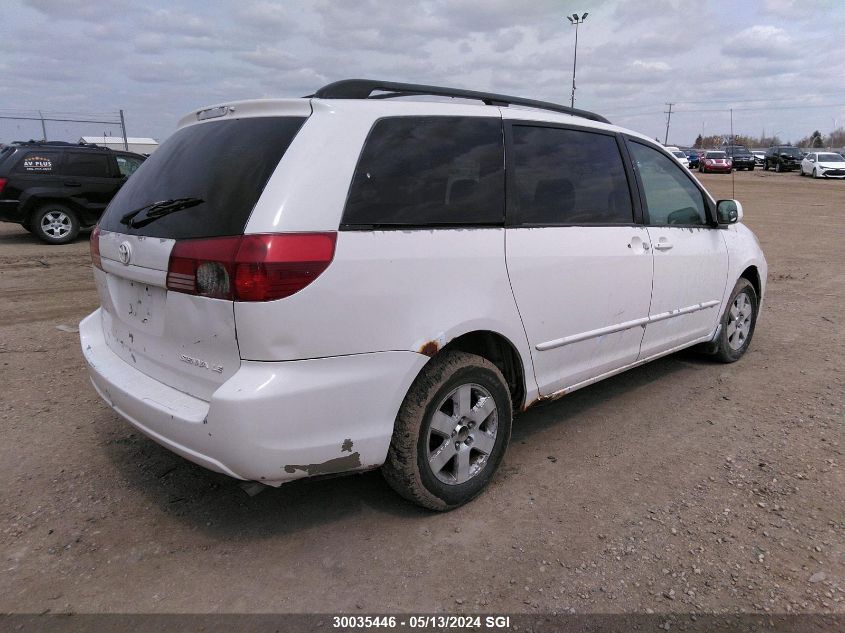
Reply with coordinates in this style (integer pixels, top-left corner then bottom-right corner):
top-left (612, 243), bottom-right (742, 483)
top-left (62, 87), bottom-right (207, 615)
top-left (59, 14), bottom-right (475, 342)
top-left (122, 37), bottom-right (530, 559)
top-left (0, 170), bottom-right (842, 616)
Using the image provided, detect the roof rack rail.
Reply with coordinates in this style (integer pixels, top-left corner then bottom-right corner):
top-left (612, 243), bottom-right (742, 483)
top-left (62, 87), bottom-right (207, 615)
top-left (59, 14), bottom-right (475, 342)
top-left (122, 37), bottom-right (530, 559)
top-left (12, 139), bottom-right (102, 148)
top-left (310, 79), bottom-right (610, 124)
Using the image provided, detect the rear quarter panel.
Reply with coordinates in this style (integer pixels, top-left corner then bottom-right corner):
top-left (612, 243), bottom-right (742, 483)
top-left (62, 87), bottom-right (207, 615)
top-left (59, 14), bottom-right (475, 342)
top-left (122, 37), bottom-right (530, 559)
top-left (234, 228), bottom-right (534, 379)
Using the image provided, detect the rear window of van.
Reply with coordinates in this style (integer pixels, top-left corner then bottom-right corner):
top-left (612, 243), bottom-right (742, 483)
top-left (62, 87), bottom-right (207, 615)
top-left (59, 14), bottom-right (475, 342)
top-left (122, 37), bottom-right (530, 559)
top-left (98, 117), bottom-right (306, 239)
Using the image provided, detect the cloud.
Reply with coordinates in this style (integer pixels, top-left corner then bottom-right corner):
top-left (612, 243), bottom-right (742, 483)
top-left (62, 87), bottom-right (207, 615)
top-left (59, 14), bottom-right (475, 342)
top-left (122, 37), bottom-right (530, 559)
top-left (3, 0), bottom-right (845, 146)
top-left (723, 25), bottom-right (793, 58)
top-left (631, 60), bottom-right (671, 72)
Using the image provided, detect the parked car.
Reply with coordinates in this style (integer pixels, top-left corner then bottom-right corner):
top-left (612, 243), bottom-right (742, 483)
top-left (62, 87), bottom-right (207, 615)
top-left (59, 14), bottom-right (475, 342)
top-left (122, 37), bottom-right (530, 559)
top-left (800, 152), bottom-right (845, 178)
top-left (751, 150), bottom-right (766, 167)
top-left (699, 150), bottom-right (732, 173)
top-left (80, 79), bottom-right (767, 510)
top-left (722, 145), bottom-right (755, 171)
top-left (668, 148), bottom-right (690, 168)
top-left (763, 146), bottom-right (802, 172)
top-left (0, 141), bottom-right (145, 244)
top-left (686, 149), bottom-right (700, 169)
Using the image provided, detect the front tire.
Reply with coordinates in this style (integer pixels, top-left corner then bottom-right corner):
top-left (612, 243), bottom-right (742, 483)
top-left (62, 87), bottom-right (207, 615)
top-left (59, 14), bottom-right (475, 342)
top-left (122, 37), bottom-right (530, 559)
top-left (813, 168), bottom-right (818, 179)
top-left (382, 351), bottom-right (513, 511)
top-left (708, 278), bottom-right (759, 363)
top-left (32, 203), bottom-right (79, 245)
top-left (775, 161), bottom-right (782, 173)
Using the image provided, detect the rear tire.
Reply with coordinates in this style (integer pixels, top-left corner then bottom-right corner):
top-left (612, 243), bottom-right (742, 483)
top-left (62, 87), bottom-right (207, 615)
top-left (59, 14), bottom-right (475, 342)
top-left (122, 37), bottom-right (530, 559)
top-left (748, 165), bottom-right (754, 171)
top-left (382, 350), bottom-right (513, 511)
top-left (32, 203), bottom-right (79, 245)
top-left (707, 278), bottom-right (759, 363)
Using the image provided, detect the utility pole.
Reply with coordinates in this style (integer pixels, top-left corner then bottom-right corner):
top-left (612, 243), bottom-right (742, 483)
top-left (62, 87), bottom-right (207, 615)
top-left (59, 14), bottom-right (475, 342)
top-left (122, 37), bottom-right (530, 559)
top-left (38, 110), bottom-right (47, 141)
top-left (119, 109), bottom-right (129, 151)
top-left (664, 103), bottom-right (674, 145)
top-left (566, 12), bottom-right (589, 108)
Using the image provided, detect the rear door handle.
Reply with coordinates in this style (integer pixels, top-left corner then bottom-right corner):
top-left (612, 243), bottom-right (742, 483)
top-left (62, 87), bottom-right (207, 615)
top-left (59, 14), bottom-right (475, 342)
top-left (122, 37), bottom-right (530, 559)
top-left (64, 180), bottom-right (81, 187)
top-left (654, 238), bottom-right (673, 251)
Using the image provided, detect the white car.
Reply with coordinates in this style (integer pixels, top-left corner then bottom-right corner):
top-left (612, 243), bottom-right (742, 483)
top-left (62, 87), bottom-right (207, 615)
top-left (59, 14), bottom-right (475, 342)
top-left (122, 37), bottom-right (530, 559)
top-left (80, 80), bottom-right (767, 510)
top-left (800, 152), bottom-right (845, 178)
top-left (668, 148), bottom-right (691, 168)
top-left (752, 151), bottom-right (766, 167)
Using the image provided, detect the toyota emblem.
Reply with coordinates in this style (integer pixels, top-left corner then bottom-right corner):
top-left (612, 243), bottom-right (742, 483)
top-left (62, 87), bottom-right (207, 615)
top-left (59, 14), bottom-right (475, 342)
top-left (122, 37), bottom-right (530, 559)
top-left (118, 241), bottom-right (132, 265)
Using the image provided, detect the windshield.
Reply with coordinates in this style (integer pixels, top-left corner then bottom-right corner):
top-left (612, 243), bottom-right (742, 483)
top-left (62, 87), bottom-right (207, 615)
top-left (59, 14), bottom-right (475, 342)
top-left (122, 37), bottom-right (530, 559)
top-left (706, 152), bottom-right (727, 158)
top-left (98, 116), bottom-right (306, 239)
top-left (780, 148), bottom-right (801, 157)
top-left (817, 153), bottom-right (845, 162)
top-left (672, 151), bottom-right (686, 158)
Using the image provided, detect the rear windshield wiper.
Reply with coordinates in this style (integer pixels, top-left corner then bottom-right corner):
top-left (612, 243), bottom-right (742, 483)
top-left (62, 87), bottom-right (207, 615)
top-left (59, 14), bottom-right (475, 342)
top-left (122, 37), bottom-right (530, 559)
top-left (119, 197), bottom-right (205, 228)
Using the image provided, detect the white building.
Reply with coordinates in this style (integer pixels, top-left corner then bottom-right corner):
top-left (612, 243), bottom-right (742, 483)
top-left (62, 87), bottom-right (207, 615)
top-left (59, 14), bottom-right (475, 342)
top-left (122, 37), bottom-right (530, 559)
top-left (79, 136), bottom-right (158, 155)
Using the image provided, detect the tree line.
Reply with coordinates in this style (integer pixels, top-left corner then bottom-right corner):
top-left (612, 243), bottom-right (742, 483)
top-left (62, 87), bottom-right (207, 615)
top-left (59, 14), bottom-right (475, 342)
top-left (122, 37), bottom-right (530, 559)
top-left (693, 128), bottom-right (845, 149)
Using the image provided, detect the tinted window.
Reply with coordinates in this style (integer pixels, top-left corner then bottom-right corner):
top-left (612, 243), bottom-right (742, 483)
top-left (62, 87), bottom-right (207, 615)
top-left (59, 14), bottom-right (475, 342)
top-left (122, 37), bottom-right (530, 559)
top-left (342, 117), bottom-right (504, 227)
top-left (14, 151), bottom-right (60, 174)
top-left (511, 126), bottom-right (633, 224)
top-left (63, 152), bottom-right (111, 177)
top-left (629, 141), bottom-right (708, 226)
top-left (115, 155), bottom-right (143, 177)
top-left (99, 117), bottom-right (306, 239)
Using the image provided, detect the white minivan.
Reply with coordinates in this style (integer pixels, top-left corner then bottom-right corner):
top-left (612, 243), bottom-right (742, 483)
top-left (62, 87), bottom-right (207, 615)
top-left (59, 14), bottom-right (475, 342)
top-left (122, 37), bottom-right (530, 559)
top-left (81, 80), bottom-right (767, 510)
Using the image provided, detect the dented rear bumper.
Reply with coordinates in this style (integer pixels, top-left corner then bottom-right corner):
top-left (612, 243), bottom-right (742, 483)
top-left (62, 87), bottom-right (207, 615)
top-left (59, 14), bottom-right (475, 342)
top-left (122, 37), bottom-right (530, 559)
top-left (80, 309), bottom-right (428, 485)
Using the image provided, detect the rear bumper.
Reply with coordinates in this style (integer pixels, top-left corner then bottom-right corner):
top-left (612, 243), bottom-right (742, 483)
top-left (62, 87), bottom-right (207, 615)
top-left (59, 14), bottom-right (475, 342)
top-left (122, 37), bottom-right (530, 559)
top-left (0, 200), bottom-right (25, 223)
top-left (80, 309), bottom-right (428, 484)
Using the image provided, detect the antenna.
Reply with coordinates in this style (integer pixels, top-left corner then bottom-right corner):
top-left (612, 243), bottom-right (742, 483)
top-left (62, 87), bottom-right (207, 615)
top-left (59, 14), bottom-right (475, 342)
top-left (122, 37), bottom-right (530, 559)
top-left (730, 108), bottom-right (735, 199)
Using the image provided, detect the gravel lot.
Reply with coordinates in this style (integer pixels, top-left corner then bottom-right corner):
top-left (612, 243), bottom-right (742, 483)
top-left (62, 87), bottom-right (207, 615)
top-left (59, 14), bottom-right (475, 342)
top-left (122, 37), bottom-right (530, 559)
top-left (0, 170), bottom-right (842, 615)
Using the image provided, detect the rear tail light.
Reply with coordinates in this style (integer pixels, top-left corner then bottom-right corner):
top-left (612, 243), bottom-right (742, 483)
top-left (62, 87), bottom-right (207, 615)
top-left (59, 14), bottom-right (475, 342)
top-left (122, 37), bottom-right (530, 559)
top-left (166, 233), bottom-right (337, 302)
top-left (90, 226), bottom-right (103, 270)
top-left (0, 178), bottom-right (6, 196)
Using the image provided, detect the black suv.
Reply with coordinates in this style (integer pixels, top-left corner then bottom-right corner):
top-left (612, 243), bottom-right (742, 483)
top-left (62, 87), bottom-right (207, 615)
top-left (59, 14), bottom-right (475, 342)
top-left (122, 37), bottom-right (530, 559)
top-left (722, 145), bottom-right (755, 171)
top-left (763, 146), bottom-right (802, 173)
top-left (0, 141), bottom-right (145, 244)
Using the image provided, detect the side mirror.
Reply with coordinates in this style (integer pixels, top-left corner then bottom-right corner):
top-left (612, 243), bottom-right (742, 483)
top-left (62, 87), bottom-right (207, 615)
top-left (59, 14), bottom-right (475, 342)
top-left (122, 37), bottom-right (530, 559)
top-left (716, 199), bottom-right (743, 224)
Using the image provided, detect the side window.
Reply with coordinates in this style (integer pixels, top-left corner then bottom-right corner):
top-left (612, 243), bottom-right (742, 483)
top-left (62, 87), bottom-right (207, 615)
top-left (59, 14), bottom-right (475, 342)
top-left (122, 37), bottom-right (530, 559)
top-left (116, 155), bottom-right (143, 177)
top-left (62, 152), bottom-right (111, 178)
top-left (342, 116), bottom-right (504, 227)
top-left (511, 126), bottom-right (633, 224)
top-left (14, 151), bottom-right (59, 174)
top-left (628, 141), bottom-right (708, 226)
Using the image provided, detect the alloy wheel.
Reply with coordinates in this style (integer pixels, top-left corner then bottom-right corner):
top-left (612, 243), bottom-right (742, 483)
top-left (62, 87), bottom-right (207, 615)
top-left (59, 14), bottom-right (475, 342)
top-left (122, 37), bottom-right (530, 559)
top-left (40, 210), bottom-right (72, 239)
top-left (726, 291), bottom-right (753, 351)
top-left (426, 383), bottom-right (498, 485)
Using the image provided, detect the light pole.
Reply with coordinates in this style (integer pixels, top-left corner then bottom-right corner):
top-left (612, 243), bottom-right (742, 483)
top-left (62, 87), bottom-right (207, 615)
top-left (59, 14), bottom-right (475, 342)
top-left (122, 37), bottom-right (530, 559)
top-left (566, 12), bottom-right (588, 108)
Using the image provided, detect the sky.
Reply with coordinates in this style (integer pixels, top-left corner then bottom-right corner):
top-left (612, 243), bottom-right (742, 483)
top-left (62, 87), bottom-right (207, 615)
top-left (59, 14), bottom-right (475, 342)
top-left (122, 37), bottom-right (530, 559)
top-left (2, 0), bottom-right (844, 147)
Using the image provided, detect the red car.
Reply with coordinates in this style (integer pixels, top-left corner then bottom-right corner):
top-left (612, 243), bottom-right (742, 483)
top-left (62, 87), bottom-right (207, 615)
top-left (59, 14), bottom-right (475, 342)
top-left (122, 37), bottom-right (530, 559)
top-left (699, 150), bottom-right (732, 174)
